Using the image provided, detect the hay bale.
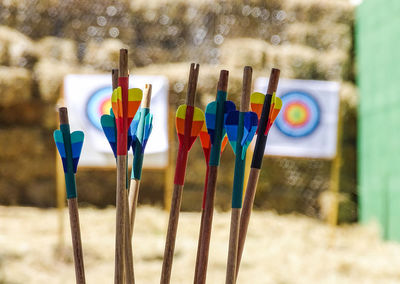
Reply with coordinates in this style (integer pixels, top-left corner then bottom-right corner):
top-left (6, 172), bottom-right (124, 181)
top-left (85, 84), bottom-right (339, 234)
top-left (220, 38), bottom-right (269, 70)
top-left (0, 127), bottom-right (55, 206)
top-left (285, 0), bottom-right (353, 25)
top-left (286, 23), bottom-right (352, 52)
top-left (35, 37), bottom-right (78, 63)
top-left (0, 26), bottom-right (37, 68)
top-left (34, 58), bottom-right (95, 103)
top-left (0, 1), bottom-right (132, 42)
top-left (83, 39), bottom-right (128, 70)
top-left (0, 67), bottom-right (32, 107)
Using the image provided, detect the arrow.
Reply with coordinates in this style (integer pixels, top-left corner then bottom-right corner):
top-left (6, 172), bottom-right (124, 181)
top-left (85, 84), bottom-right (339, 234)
top-left (128, 84), bottom-right (154, 238)
top-left (194, 70), bottom-right (234, 284)
top-left (199, 106), bottom-right (230, 208)
top-left (100, 68), bottom-right (138, 283)
top-left (225, 66), bottom-right (258, 284)
top-left (53, 107), bottom-right (86, 284)
top-left (235, 68), bottom-right (281, 280)
top-left (112, 52), bottom-right (142, 284)
top-left (161, 63), bottom-right (205, 284)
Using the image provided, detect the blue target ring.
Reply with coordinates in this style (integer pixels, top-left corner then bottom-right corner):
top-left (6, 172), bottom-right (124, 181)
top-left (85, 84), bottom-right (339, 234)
top-left (86, 86), bottom-right (112, 131)
top-left (275, 91), bottom-right (320, 138)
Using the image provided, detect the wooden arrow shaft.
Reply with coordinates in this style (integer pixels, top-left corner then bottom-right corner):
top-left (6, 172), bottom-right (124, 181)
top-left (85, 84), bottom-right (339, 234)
top-left (129, 178), bottom-right (141, 238)
top-left (235, 68), bottom-right (280, 280)
top-left (251, 94), bottom-right (272, 169)
top-left (68, 197), bottom-right (86, 284)
top-left (226, 208), bottom-right (240, 284)
top-left (235, 168), bottom-right (260, 279)
top-left (161, 184), bottom-right (183, 284)
top-left (194, 70), bottom-right (229, 284)
top-left (226, 66), bottom-right (252, 284)
top-left (124, 187), bottom-right (135, 283)
top-left (115, 155), bottom-right (126, 284)
top-left (194, 165), bottom-right (218, 284)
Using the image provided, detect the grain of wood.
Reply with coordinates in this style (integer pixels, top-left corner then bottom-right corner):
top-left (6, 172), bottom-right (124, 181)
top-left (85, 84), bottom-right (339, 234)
top-left (225, 208), bottom-right (240, 284)
top-left (67, 198), bottom-right (86, 284)
top-left (160, 184), bottom-right (183, 284)
top-left (129, 179), bottom-right (141, 237)
top-left (114, 156), bottom-right (126, 284)
top-left (194, 166), bottom-right (219, 284)
top-left (236, 169), bottom-right (260, 279)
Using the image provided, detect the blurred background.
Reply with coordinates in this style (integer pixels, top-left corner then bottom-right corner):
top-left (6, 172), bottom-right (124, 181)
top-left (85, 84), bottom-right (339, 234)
top-left (0, 0), bottom-right (356, 220)
top-left (2, 0), bottom-right (400, 283)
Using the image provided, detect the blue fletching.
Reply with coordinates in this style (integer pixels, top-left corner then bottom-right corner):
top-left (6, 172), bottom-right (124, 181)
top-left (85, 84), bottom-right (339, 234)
top-left (142, 113), bottom-right (153, 152)
top-left (70, 131), bottom-right (84, 173)
top-left (54, 130), bottom-right (66, 158)
top-left (224, 101), bottom-right (236, 117)
top-left (225, 110), bottom-right (240, 155)
top-left (129, 111), bottom-right (141, 151)
top-left (223, 101), bottom-right (236, 138)
top-left (205, 101), bottom-right (217, 143)
top-left (205, 100), bottom-right (236, 145)
top-left (53, 130), bottom-right (68, 172)
top-left (130, 111), bottom-right (141, 140)
top-left (101, 114), bottom-right (117, 157)
top-left (241, 111), bottom-right (258, 159)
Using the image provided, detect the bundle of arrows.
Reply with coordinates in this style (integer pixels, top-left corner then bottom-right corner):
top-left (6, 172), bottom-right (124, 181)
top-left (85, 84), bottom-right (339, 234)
top-left (53, 48), bottom-right (283, 284)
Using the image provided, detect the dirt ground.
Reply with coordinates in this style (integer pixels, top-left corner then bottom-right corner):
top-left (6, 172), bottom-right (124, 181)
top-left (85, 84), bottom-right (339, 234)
top-left (1, 206), bottom-right (400, 284)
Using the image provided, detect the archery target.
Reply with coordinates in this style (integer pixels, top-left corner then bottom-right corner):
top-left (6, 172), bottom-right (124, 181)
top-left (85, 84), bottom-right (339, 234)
top-left (85, 86), bottom-right (112, 131)
top-left (275, 91), bottom-right (320, 138)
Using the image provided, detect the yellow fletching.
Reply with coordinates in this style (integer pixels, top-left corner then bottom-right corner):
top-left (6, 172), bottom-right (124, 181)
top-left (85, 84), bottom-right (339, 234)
top-left (193, 107), bottom-right (205, 122)
top-left (176, 105), bottom-right (187, 119)
top-left (175, 104), bottom-right (205, 122)
top-left (274, 96), bottom-right (282, 110)
top-left (111, 87), bottom-right (120, 103)
top-left (128, 88), bottom-right (143, 102)
top-left (250, 92), bottom-right (265, 105)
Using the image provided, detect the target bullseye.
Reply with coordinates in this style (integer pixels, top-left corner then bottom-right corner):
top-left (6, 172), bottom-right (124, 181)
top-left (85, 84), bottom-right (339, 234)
top-left (275, 91), bottom-right (320, 137)
top-left (86, 86), bottom-right (113, 130)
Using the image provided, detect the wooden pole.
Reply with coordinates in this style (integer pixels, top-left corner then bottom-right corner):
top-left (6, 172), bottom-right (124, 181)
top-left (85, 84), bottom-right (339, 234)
top-left (58, 108), bottom-right (86, 284)
top-left (161, 63), bottom-right (200, 284)
top-left (226, 66), bottom-right (252, 284)
top-left (194, 70), bottom-right (229, 284)
top-left (236, 69), bottom-right (280, 280)
top-left (328, 103), bottom-right (343, 227)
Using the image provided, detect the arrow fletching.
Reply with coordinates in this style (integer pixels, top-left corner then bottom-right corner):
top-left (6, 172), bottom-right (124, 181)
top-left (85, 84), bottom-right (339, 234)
top-left (250, 92), bottom-right (265, 120)
top-left (199, 123), bottom-right (211, 164)
top-left (70, 131), bottom-right (84, 173)
top-left (130, 108), bottom-right (153, 153)
top-left (127, 88), bottom-right (143, 126)
top-left (54, 130), bottom-right (67, 171)
top-left (225, 111), bottom-right (258, 159)
top-left (101, 108), bottom-right (133, 157)
top-left (101, 113), bottom-right (117, 157)
top-left (205, 100), bottom-right (236, 144)
top-left (225, 110), bottom-right (239, 155)
top-left (54, 129), bottom-right (84, 174)
top-left (241, 112), bottom-right (258, 159)
top-left (176, 104), bottom-right (205, 151)
top-left (266, 93), bottom-right (282, 134)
